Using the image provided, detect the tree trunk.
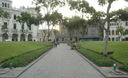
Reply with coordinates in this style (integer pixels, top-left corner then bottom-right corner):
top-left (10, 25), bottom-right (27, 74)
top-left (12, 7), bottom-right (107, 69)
top-left (43, 33), bottom-right (47, 42)
top-left (99, 24), bottom-right (104, 40)
top-left (47, 21), bottom-right (50, 41)
top-left (119, 35), bottom-right (122, 41)
top-left (103, 1), bottom-right (112, 56)
top-left (103, 30), bottom-right (109, 55)
top-left (40, 30), bottom-right (46, 42)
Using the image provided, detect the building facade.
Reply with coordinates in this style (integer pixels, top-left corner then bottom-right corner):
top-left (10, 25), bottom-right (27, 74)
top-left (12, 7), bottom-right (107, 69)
top-left (38, 25), bottom-right (101, 42)
top-left (104, 20), bottom-right (128, 41)
top-left (0, 0), bottom-right (39, 41)
top-left (57, 25), bottom-right (100, 42)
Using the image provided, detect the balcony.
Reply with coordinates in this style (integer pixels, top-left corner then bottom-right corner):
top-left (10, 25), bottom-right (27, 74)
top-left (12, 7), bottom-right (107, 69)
top-left (1, 25), bottom-right (8, 33)
top-left (26, 29), bottom-right (33, 34)
top-left (20, 29), bottom-right (26, 33)
top-left (11, 29), bottom-right (18, 33)
top-left (1, 29), bottom-right (8, 33)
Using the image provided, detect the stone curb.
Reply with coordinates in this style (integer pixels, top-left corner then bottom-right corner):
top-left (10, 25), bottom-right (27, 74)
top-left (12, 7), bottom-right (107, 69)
top-left (74, 50), bottom-right (106, 77)
top-left (0, 48), bottom-right (53, 78)
top-left (74, 50), bottom-right (128, 78)
top-left (0, 68), bottom-right (10, 75)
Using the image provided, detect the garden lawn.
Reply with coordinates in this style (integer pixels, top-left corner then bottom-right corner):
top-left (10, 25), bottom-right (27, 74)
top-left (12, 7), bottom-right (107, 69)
top-left (0, 42), bottom-right (52, 63)
top-left (77, 41), bottom-right (128, 65)
top-left (77, 47), bottom-right (114, 67)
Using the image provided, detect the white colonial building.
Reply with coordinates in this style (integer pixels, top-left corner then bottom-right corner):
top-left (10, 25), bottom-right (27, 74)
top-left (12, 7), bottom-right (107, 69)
top-left (0, 0), bottom-right (39, 41)
top-left (104, 20), bottom-right (128, 41)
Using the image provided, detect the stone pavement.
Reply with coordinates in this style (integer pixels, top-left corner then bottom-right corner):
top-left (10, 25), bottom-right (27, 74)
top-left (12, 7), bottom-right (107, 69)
top-left (17, 43), bottom-right (104, 78)
top-left (76, 50), bottom-right (128, 78)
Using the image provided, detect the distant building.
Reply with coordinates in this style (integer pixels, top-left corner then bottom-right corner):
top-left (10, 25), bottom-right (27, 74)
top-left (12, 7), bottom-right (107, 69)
top-left (104, 20), bottom-right (128, 41)
top-left (57, 25), bottom-right (100, 42)
top-left (0, 0), bottom-right (39, 41)
top-left (38, 24), bottom-right (101, 42)
top-left (37, 29), bottom-right (55, 42)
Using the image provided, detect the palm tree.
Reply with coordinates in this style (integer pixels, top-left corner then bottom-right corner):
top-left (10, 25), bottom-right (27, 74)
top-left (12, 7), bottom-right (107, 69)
top-left (116, 26), bottom-right (126, 41)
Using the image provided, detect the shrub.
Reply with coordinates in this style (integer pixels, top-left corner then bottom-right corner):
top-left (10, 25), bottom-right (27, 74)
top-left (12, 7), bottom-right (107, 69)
top-left (119, 64), bottom-right (128, 72)
top-left (77, 48), bottom-right (114, 67)
top-left (1, 45), bottom-right (52, 68)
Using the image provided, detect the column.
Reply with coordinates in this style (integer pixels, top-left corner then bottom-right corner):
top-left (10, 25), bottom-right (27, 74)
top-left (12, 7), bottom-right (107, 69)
top-left (25, 34), bottom-right (28, 41)
top-left (8, 33), bottom-right (12, 41)
top-left (18, 34), bottom-right (21, 41)
top-left (0, 34), bottom-right (2, 41)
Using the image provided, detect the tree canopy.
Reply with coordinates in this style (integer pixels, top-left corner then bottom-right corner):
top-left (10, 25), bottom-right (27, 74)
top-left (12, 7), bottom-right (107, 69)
top-left (0, 8), bottom-right (10, 18)
top-left (33, 0), bottom-right (65, 39)
top-left (97, 0), bottom-right (128, 55)
top-left (68, 0), bottom-right (95, 18)
top-left (110, 9), bottom-right (128, 21)
top-left (17, 12), bottom-right (42, 27)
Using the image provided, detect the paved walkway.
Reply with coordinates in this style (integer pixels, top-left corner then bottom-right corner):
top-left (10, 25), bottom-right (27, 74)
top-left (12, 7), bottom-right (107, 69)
top-left (18, 44), bottom-right (104, 78)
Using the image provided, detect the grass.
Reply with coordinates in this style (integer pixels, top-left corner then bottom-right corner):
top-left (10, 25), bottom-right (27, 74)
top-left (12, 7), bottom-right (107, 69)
top-left (0, 42), bottom-right (52, 67)
top-left (76, 45), bottom-right (114, 67)
top-left (77, 41), bottom-right (128, 71)
top-left (77, 41), bottom-right (128, 65)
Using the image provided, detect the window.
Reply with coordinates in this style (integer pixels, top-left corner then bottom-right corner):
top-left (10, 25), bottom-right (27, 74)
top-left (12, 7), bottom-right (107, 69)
top-left (109, 38), bottom-right (111, 41)
top-left (5, 3), bottom-right (7, 7)
top-left (112, 30), bottom-right (115, 35)
top-left (112, 38), bottom-right (115, 41)
top-left (126, 22), bottom-right (128, 26)
top-left (28, 26), bottom-right (31, 30)
top-left (4, 22), bottom-right (7, 26)
top-left (2, 2), bottom-right (4, 7)
top-left (8, 4), bottom-right (9, 8)
top-left (14, 14), bottom-right (17, 20)
top-left (116, 30), bottom-right (118, 35)
top-left (22, 24), bottom-right (24, 29)
top-left (125, 30), bottom-right (128, 35)
top-left (62, 38), bottom-right (64, 41)
top-left (3, 22), bottom-right (8, 29)
top-left (13, 23), bottom-right (17, 29)
top-left (126, 37), bottom-right (128, 41)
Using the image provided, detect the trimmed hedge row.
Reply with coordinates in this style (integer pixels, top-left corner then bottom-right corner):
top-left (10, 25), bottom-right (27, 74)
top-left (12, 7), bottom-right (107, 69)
top-left (77, 42), bottom-right (128, 72)
top-left (1, 44), bottom-right (52, 68)
top-left (0, 42), bottom-right (51, 63)
top-left (120, 64), bottom-right (128, 72)
top-left (76, 47), bottom-right (114, 67)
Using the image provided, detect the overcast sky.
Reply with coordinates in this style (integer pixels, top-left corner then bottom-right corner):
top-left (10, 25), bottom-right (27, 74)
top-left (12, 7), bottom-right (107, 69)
top-left (11, 0), bottom-right (128, 17)
top-left (12, 0), bottom-right (128, 12)
top-left (11, 0), bottom-right (128, 29)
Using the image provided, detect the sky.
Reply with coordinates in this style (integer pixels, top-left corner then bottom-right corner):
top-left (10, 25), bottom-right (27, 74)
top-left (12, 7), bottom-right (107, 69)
top-left (11, 0), bottom-right (128, 29)
top-left (11, 0), bottom-right (128, 17)
top-left (12, 0), bottom-right (128, 12)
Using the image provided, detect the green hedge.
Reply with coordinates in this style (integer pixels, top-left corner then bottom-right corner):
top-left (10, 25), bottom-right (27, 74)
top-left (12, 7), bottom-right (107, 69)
top-left (76, 47), bottom-right (114, 67)
top-left (1, 44), bottom-right (52, 68)
top-left (77, 41), bottom-right (128, 72)
top-left (0, 42), bottom-right (51, 63)
top-left (77, 41), bottom-right (128, 65)
top-left (120, 64), bottom-right (128, 72)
